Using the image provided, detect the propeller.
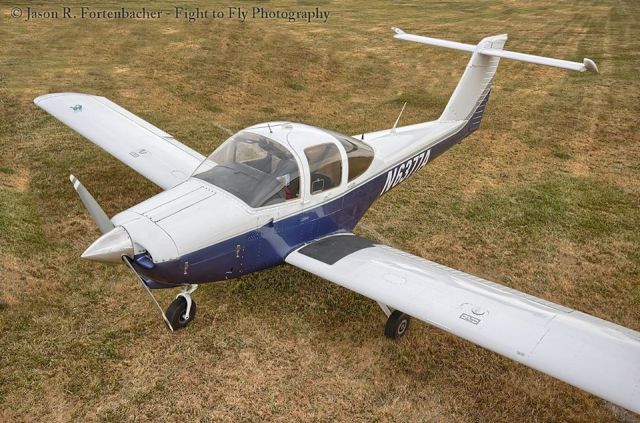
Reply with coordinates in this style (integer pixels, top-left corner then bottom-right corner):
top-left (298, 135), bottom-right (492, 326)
top-left (70, 175), bottom-right (133, 262)
top-left (69, 174), bottom-right (174, 331)
top-left (69, 175), bottom-right (114, 235)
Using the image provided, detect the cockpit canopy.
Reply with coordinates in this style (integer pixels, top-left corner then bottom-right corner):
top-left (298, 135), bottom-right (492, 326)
top-left (193, 131), bottom-right (301, 208)
top-left (192, 126), bottom-right (375, 208)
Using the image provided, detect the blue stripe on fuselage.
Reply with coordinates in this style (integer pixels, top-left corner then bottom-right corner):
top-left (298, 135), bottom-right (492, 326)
top-left (135, 109), bottom-right (487, 287)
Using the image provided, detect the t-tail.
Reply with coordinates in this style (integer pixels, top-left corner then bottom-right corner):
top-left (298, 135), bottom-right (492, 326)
top-left (372, 29), bottom-right (598, 197)
top-left (391, 27), bottom-right (598, 132)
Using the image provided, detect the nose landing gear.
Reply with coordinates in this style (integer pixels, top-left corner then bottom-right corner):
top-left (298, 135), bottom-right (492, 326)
top-left (165, 284), bottom-right (198, 330)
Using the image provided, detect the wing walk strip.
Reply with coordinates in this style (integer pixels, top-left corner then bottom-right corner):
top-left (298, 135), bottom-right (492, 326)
top-left (287, 233), bottom-right (640, 413)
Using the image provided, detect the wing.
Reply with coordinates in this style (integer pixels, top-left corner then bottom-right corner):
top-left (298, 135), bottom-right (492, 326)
top-left (286, 234), bottom-right (640, 413)
top-left (34, 93), bottom-right (205, 190)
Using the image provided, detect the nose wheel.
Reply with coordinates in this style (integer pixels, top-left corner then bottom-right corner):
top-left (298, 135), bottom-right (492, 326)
top-left (165, 284), bottom-right (198, 330)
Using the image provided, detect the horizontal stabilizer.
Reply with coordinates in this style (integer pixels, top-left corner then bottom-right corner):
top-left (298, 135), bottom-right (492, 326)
top-left (392, 27), bottom-right (598, 73)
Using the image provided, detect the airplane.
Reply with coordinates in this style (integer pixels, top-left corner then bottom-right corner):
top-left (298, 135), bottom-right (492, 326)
top-left (34, 28), bottom-right (639, 414)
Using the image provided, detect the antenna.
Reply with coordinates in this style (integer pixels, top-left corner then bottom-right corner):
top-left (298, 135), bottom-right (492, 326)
top-left (391, 102), bottom-right (407, 133)
top-left (267, 123), bottom-right (273, 134)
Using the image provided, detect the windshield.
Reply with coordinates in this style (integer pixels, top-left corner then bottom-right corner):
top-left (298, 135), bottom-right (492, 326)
top-left (192, 131), bottom-right (301, 208)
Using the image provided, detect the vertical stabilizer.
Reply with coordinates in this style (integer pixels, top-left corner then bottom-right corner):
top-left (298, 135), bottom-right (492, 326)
top-left (438, 34), bottom-right (507, 122)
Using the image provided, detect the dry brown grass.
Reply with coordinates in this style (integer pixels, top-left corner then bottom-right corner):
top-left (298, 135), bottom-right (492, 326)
top-left (1, 1), bottom-right (639, 421)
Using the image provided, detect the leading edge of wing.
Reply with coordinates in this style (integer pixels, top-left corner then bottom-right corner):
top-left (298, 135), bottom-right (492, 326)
top-left (286, 233), bottom-right (640, 413)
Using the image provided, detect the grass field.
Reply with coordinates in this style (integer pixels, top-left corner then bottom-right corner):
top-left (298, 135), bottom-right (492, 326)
top-left (1, 0), bottom-right (639, 421)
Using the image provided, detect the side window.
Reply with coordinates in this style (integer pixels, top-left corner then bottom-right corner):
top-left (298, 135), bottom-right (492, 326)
top-left (329, 131), bottom-right (374, 181)
top-left (304, 143), bottom-right (343, 194)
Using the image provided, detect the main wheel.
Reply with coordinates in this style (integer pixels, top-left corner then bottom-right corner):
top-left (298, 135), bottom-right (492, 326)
top-left (165, 296), bottom-right (197, 330)
top-left (384, 310), bottom-right (410, 339)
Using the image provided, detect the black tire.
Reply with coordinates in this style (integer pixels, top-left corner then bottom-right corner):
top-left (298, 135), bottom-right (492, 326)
top-left (384, 310), bottom-right (410, 339)
top-left (165, 296), bottom-right (197, 330)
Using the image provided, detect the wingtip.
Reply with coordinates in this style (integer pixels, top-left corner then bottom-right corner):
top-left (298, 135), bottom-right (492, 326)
top-left (34, 92), bottom-right (95, 106)
top-left (33, 93), bottom-right (63, 105)
top-left (69, 174), bottom-right (81, 190)
top-left (392, 27), bottom-right (405, 35)
top-left (33, 95), bottom-right (47, 106)
top-left (583, 58), bottom-right (599, 73)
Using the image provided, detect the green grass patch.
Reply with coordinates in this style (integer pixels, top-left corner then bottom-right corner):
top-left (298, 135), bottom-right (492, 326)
top-left (463, 174), bottom-right (638, 243)
top-left (552, 151), bottom-right (571, 160)
top-left (286, 81), bottom-right (305, 91)
top-left (0, 188), bottom-right (48, 257)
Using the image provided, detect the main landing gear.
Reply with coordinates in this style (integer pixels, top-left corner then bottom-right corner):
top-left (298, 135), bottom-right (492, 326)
top-left (378, 302), bottom-right (411, 339)
top-left (165, 284), bottom-right (198, 330)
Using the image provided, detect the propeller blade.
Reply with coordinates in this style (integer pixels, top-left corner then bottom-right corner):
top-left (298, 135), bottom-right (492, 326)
top-left (69, 174), bottom-right (114, 234)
